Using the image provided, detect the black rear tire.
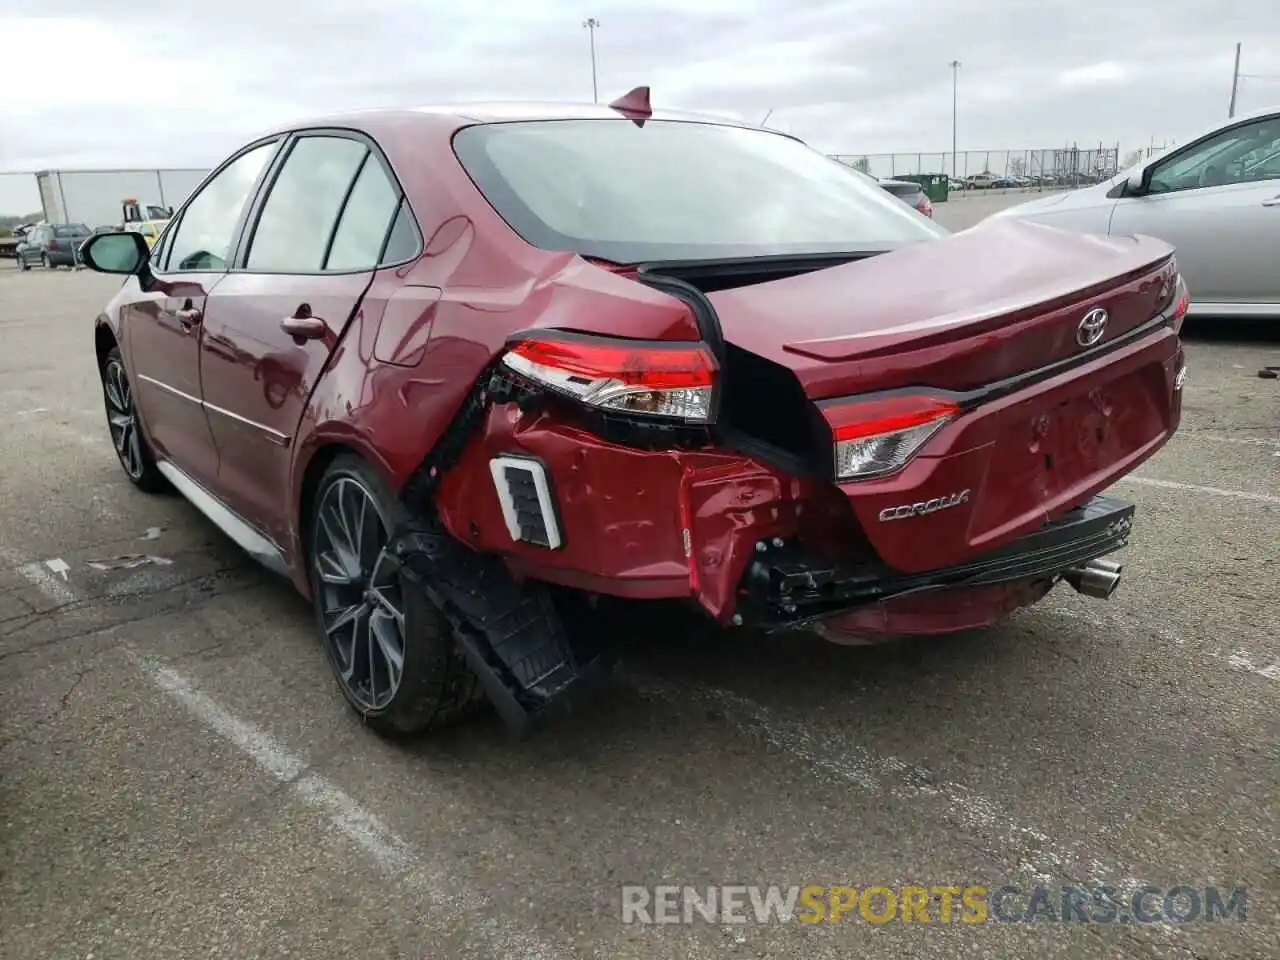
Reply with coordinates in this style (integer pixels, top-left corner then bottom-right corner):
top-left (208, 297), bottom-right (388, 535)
top-left (307, 454), bottom-right (481, 737)
top-left (101, 346), bottom-right (167, 493)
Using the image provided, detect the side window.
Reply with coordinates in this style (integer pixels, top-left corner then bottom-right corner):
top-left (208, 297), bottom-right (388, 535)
top-left (245, 135), bottom-right (369, 272)
top-left (1148, 117), bottom-right (1280, 194)
top-left (164, 140), bottom-right (277, 272)
top-left (325, 157), bottom-right (402, 270)
top-left (379, 200), bottom-right (421, 266)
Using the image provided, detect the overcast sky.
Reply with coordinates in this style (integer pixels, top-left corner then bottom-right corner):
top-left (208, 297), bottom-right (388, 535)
top-left (2, 2), bottom-right (1279, 213)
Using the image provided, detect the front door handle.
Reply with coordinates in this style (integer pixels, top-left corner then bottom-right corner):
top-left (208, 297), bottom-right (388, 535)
top-left (1262, 196), bottom-right (1280, 207)
top-left (281, 315), bottom-right (326, 343)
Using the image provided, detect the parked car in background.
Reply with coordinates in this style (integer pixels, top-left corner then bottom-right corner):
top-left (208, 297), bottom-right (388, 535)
top-left (78, 93), bottom-right (1186, 738)
top-left (17, 223), bottom-right (92, 269)
top-left (845, 167), bottom-right (937, 218)
top-left (987, 104), bottom-right (1280, 319)
top-left (877, 178), bottom-right (934, 217)
top-left (964, 172), bottom-right (1000, 190)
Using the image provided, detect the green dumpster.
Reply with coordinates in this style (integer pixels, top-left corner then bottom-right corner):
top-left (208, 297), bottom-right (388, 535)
top-left (896, 173), bottom-right (950, 203)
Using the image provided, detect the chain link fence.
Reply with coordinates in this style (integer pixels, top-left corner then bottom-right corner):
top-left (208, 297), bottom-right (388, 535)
top-left (829, 146), bottom-right (1123, 189)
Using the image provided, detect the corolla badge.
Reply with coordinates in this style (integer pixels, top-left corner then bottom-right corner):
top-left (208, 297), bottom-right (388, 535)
top-left (1076, 307), bottom-right (1109, 347)
top-left (878, 489), bottom-right (971, 522)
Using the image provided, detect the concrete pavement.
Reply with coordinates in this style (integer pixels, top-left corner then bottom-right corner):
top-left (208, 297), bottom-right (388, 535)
top-left (1, 264), bottom-right (1276, 959)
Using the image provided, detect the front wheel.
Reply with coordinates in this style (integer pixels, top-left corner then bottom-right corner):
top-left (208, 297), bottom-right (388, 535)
top-left (101, 346), bottom-right (166, 492)
top-left (308, 454), bottom-right (480, 736)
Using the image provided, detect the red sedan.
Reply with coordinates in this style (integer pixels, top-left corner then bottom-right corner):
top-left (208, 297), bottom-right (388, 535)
top-left (79, 89), bottom-right (1190, 736)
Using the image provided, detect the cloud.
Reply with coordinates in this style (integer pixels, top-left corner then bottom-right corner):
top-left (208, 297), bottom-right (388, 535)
top-left (1, 1), bottom-right (1278, 213)
top-left (1058, 62), bottom-right (1129, 88)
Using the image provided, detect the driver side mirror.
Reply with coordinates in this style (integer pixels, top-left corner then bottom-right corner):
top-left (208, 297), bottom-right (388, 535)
top-left (79, 230), bottom-right (150, 275)
top-left (1126, 167), bottom-right (1148, 196)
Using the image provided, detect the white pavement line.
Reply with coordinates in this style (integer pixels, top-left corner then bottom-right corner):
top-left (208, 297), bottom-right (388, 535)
top-left (15, 560), bottom-right (78, 604)
top-left (15, 407), bottom-right (50, 416)
top-left (1181, 433), bottom-right (1280, 449)
top-left (629, 671), bottom-right (1152, 896)
top-left (1045, 607), bottom-right (1280, 687)
top-left (10, 546), bottom-right (557, 956)
top-left (1118, 476), bottom-right (1280, 506)
top-left (137, 659), bottom-right (559, 960)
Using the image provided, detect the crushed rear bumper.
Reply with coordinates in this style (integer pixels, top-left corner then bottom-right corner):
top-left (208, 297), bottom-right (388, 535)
top-left (737, 494), bottom-right (1135, 630)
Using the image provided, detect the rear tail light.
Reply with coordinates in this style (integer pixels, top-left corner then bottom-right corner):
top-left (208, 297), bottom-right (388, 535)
top-left (824, 392), bottom-right (960, 480)
top-left (916, 195), bottom-right (934, 218)
top-left (1171, 275), bottom-right (1190, 321)
top-left (501, 333), bottom-right (718, 423)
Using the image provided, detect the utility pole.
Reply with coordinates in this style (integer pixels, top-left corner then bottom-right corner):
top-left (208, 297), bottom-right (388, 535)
top-left (949, 60), bottom-right (961, 179)
top-left (583, 18), bottom-right (600, 104)
top-left (1228, 42), bottom-right (1241, 117)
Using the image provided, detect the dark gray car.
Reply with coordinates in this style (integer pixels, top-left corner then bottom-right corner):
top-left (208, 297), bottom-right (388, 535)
top-left (17, 223), bottom-right (92, 270)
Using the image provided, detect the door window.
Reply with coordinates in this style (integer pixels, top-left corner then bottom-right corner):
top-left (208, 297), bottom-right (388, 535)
top-left (244, 135), bottom-right (370, 272)
top-left (324, 156), bottom-right (403, 270)
top-left (163, 140), bottom-right (277, 272)
top-left (1148, 116), bottom-right (1280, 194)
top-left (379, 201), bottom-right (420, 265)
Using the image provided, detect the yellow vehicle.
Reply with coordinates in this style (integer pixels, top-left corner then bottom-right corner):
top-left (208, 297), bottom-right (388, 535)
top-left (131, 219), bottom-right (169, 248)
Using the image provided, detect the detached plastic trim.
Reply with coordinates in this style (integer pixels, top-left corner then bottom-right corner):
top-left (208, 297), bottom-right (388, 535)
top-left (489, 455), bottom-right (563, 550)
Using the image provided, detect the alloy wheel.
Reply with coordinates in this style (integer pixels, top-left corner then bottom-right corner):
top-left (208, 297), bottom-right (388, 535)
top-left (103, 359), bottom-right (144, 479)
top-left (313, 477), bottom-right (406, 711)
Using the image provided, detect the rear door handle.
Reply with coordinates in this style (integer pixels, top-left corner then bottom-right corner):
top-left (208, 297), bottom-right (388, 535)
top-left (1262, 196), bottom-right (1280, 207)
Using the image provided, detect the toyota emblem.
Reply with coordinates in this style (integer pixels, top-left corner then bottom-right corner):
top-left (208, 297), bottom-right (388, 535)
top-left (1076, 308), bottom-right (1108, 347)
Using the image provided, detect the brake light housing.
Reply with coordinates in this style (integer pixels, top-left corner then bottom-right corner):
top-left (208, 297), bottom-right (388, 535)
top-left (822, 392), bottom-right (960, 480)
top-left (501, 332), bottom-right (718, 424)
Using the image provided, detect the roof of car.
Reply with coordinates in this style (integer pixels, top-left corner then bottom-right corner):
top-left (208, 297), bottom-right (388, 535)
top-left (263, 101), bottom-right (769, 140)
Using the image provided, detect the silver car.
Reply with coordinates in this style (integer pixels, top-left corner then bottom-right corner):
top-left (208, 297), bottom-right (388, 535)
top-left (986, 104), bottom-right (1280, 319)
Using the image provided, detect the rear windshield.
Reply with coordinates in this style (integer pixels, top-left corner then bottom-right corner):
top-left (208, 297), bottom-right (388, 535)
top-left (879, 182), bottom-right (921, 200)
top-left (453, 119), bottom-right (946, 262)
top-left (54, 225), bottom-right (89, 236)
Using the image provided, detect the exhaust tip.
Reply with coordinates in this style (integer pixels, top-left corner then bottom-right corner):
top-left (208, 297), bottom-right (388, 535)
top-left (1063, 559), bottom-right (1123, 600)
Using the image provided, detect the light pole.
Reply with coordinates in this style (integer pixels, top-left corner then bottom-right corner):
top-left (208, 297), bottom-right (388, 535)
top-left (1228, 41), bottom-right (1241, 118)
top-left (948, 60), bottom-right (961, 179)
top-left (583, 18), bottom-right (600, 104)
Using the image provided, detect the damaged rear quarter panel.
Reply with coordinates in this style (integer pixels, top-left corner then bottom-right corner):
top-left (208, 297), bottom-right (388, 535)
top-left (433, 407), bottom-right (834, 622)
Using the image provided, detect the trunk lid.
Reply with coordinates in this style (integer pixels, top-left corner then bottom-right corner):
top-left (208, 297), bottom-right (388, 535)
top-left (704, 218), bottom-right (1177, 399)
top-left (695, 218), bottom-right (1182, 572)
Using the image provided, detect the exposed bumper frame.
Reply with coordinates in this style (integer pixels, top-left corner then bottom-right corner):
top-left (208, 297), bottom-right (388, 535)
top-left (739, 494), bottom-right (1136, 629)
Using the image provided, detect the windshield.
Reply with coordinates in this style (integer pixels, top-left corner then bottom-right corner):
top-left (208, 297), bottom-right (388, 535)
top-left (453, 119), bottom-right (946, 262)
top-left (54, 224), bottom-right (89, 236)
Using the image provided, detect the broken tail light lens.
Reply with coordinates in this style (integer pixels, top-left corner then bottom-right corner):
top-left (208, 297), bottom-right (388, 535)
top-left (825, 393), bottom-right (960, 480)
top-left (502, 333), bottom-right (718, 423)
